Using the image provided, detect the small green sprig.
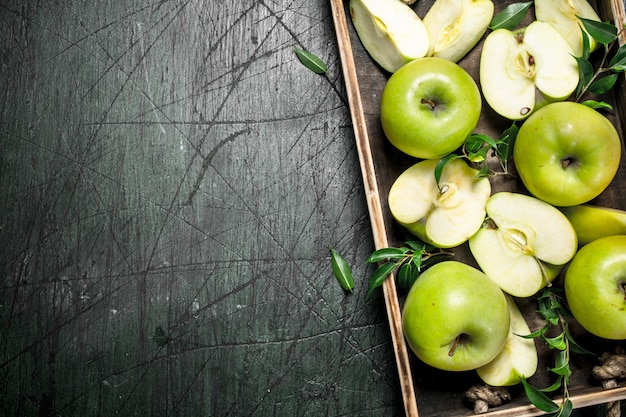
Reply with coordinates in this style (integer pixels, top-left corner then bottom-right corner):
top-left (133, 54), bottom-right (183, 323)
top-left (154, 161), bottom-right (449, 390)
top-left (365, 240), bottom-right (453, 293)
top-left (518, 287), bottom-right (595, 417)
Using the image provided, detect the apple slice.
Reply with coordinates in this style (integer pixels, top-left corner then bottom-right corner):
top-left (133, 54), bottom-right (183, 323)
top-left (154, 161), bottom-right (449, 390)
top-left (476, 295), bottom-right (538, 386)
top-left (535, 0), bottom-right (601, 57)
top-left (423, 0), bottom-right (494, 63)
top-left (560, 204), bottom-right (626, 246)
top-left (469, 192), bottom-right (578, 297)
top-left (349, 0), bottom-right (429, 73)
top-left (388, 158), bottom-right (491, 248)
top-left (479, 20), bottom-right (579, 120)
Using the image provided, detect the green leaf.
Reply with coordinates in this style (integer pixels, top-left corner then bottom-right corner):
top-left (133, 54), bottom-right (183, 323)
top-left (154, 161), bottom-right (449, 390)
top-left (549, 352), bottom-right (572, 377)
top-left (330, 247), bottom-right (355, 291)
top-left (397, 262), bottom-right (419, 290)
top-left (521, 378), bottom-right (560, 413)
top-left (575, 56), bottom-right (595, 98)
top-left (544, 334), bottom-right (568, 351)
top-left (540, 378), bottom-right (563, 393)
top-left (609, 44), bottom-right (626, 70)
top-left (368, 261), bottom-right (397, 293)
top-left (588, 73), bottom-right (619, 95)
top-left (564, 329), bottom-right (596, 355)
top-left (580, 29), bottom-right (591, 60)
top-left (434, 153), bottom-right (461, 187)
top-left (496, 123), bottom-right (519, 161)
top-left (516, 327), bottom-right (547, 339)
top-left (366, 247), bottom-right (408, 263)
top-left (581, 99), bottom-right (614, 111)
top-left (476, 163), bottom-right (491, 178)
top-left (579, 17), bottom-right (618, 45)
top-left (557, 399), bottom-right (574, 417)
top-left (490, 1), bottom-right (532, 30)
top-left (294, 46), bottom-right (327, 74)
top-left (404, 240), bottom-right (426, 252)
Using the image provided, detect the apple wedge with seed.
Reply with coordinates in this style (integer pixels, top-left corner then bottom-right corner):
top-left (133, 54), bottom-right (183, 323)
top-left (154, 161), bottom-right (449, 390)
top-left (468, 192), bottom-right (578, 298)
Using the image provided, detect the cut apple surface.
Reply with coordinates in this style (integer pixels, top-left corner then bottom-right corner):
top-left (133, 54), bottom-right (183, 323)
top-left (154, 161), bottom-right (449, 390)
top-left (423, 0), bottom-right (494, 63)
top-left (476, 295), bottom-right (538, 386)
top-left (535, 0), bottom-right (601, 57)
top-left (479, 20), bottom-right (579, 120)
top-left (388, 158), bottom-right (491, 248)
top-left (349, 0), bottom-right (429, 73)
top-left (469, 192), bottom-right (578, 297)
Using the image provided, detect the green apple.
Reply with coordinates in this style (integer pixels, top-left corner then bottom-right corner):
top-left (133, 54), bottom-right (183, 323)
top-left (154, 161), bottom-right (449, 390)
top-left (349, 0), bottom-right (429, 73)
top-left (560, 204), bottom-right (626, 246)
top-left (469, 192), bottom-right (578, 297)
top-left (565, 235), bottom-right (626, 340)
top-left (480, 20), bottom-right (579, 120)
top-left (514, 101), bottom-right (621, 207)
top-left (380, 57), bottom-right (482, 159)
top-left (476, 294), bottom-right (538, 386)
top-left (535, 0), bottom-right (601, 57)
top-left (422, 0), bottom-right (494, 63)
top-left (388, 158), bottom-right (491, 248)
top-left (402, 261), bottom-right (510, 372)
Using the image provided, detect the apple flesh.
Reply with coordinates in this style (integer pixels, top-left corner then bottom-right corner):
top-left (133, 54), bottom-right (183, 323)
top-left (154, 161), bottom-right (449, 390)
top-left (535, 0), bottom-right (601, 57)
top-left (476, 295), bottom-right (538, 386)
top-left (388, 158), bottom-right (491, 248)
top-left (469, 192), bottom-right (578, 297)
top-left (565, 235), bottom-right (626, 340)
top-left (349, 0), bottom-right (429, 73)
top-left (514, 101), bottom-right (621, 207)
top-left (560, 205), bottom-right (626, 246)
top-left (422, 0), bottom-right (494, 63)
top-left (480, 20), bottom-right (579, 120)
top-left (380, 57), bottom-right (482, 159)
top-left (402, 261), bottom-right (510, 372)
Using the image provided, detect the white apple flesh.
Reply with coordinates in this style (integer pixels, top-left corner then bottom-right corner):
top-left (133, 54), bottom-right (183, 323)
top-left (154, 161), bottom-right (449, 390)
top-left (423, 0), bottom-right (494, 63)
top-left (476, 295), bottom-right (538, 386)
top-left (469, 192), bottom-right (578, 297)
top-left (349, 0), bottom-right (429, 73)
top-left (480, 20), bottom-right (579, 120)
top-left (388, 158), bottom-right (491, 248)
top-left (402, 261), bottom-right (511, 372)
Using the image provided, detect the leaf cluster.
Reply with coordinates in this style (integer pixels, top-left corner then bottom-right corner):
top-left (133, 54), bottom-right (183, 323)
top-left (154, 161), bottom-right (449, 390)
top-left (518, 288), bottom-right (595, 417)
top-left (365, 240), bottom-right (452, 293)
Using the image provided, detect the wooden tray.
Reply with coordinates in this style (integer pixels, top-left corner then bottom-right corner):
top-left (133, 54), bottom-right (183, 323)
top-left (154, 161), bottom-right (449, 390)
top-left (329, 1), bottom-right (626, 416)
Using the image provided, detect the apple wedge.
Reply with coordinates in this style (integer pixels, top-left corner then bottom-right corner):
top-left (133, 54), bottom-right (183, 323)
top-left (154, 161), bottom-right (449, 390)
top-left (423, 0), bottom-right (494, 63)
top-left (388, 158), bottom-right (491, 248)
top-left (349, 0), bottom-right (429, 73)
top-left (480, 20), bottom-right (579, 120)
top-left (469, 192), bottom-right (578, 297)
top-left (535, 0), bottom-right (601, 57)
top-left (476, 295), bottom-right (538, 386)
top-left (560, 204), bottom-right (626, 246)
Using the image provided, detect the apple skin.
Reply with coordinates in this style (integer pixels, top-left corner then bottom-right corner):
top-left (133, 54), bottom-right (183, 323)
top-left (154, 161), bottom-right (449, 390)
top-left (402, 261), bottom-right (510, 372)
top-left (560, 205), bottom-right (626, 246)
top-left (565, 235), bottom-right (626, 340)
top-left (513, 102), bottom-right (622, 207)
top-left (380, 57), bottom-right (481, 159)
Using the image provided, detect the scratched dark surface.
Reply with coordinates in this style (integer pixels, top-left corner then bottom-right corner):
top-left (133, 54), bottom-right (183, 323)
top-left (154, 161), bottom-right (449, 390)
top-left (0, 1), bottom-right (405, 415)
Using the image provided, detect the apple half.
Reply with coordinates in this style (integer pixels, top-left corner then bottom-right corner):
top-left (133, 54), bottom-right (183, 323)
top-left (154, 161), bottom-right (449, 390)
top-left (560, 204), bottom-right (626, 246)
top-left (388, 158), bottom-right (491, 248)
top-left (535, 0), bottom-right (601, 57)
top-left (480, 20), bottom-right (579, 120)
top-left (476, 295), bottom-right (538, 386)
top-left (469, 192), bottom-right (578, 297)
top-left (349, 0), bottom-right (429, 73)
top-left (423, 0), bottom-right (494, 63)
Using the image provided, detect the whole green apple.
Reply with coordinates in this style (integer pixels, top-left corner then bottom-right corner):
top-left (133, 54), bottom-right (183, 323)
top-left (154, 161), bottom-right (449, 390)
top-left (565, 235), bottom-right (626, 340)
top-left (514, 102), bottom-right (621, 207)
top-left (380, 57), bottom-right (481, 159)
top-left (402, 261), bottom-right (510, 371)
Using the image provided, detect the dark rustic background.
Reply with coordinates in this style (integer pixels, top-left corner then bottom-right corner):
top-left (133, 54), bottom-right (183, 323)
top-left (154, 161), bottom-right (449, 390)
top-left (0, 1), bottom-right (623, 416)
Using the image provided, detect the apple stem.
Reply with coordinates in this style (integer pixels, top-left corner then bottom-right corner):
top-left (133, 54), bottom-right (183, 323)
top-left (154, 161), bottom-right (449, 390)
top-left (448, 335), bottom-right (460, 357)
top-left (421, 98), bottom-right (437, 110)
top-left (561, 157), bottom-right (574, 169)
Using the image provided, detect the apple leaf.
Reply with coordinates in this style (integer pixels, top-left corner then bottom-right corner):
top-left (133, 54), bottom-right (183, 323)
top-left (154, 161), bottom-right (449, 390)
top-left (294, 46), bottom-right (327, 74)
top-left (580, 29), bottom-right (591, 60)
top-left (397, 262), bottom-right (419, 290)
top-left (521, 378), bottom-right (560, 413)
top-left (329, 247), bottom-right (355, 291)
top-left (608, 44), bottom-right (626, 71)
top-left (579, 16), bottom-right (618, 46)
top-left (366, 247), bottom-right (409, 263)
top-left (558, 399), bottom-right (574, 417)
top-left (489, 1), bottom-right (532, 31)
top-left (588, 73), bottom-right (618, 95)
top-left (581, 99), bottom-right (613, 111)
top-left (574, 56), bottom-right (595, 99)
top-left (368, 261), bottom-right (397, 293)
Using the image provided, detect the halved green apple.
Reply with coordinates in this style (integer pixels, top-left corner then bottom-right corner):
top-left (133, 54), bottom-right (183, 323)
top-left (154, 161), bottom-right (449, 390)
top-left (423, 0), bottom-right (494, 63)
top-left (469, 192), bottom-right (578, 297)
top-left (560, 204), bottom-right (626, 246)
top-left (535, 0), bottom-right (601, 57)
top-left (479, 20), bottom-right (579, 120)
top-left (388, 158), bottom-right (491, 248)
top-left (476, 294), bottom-right (538, 386)
top-left (349, 0), bottom-right (429, 73)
